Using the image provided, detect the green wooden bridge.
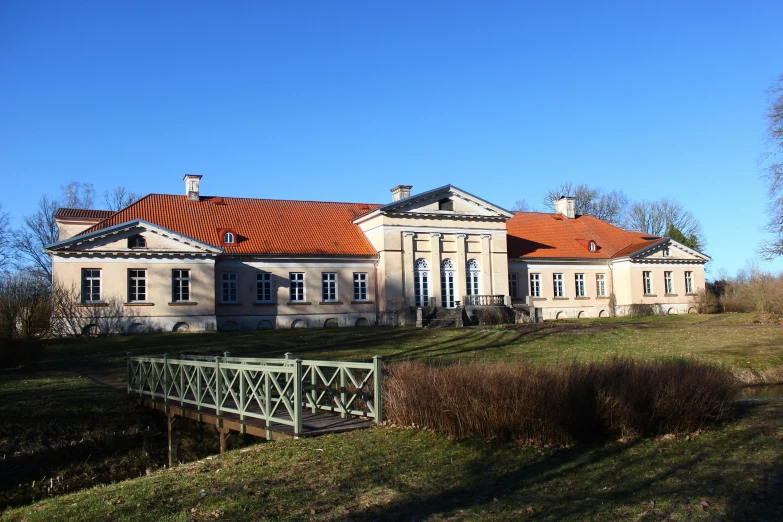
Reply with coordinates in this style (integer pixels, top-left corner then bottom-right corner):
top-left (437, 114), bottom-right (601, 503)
top-left (127, 352), bottom-right (382, 464)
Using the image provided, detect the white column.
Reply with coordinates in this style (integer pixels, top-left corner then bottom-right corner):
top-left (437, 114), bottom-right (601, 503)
top-left (456, 234), bottom-right (467, 304)
top-left (430, 233), bottom-right (442, 307)
top-left (480, 234), bottom-right (493, 295)
top-left (402, 232), bottom-right (415, 307)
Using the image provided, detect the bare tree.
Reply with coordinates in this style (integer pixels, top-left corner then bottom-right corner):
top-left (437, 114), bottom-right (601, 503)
top-left (0, 204), bottom-right (13, 273)
top-left (15, 195), bottom-right (59, 282)
top-left (511, 199), bottom-right (532, 212)
top-left (626, 198), bottom-right (705, 250)
top-left (0, 272), bottom-right (52, 339)
top-left (542, 183), bottom-right (628, 226)
top-left (103, 186), bottom-right (140, 211)
top-left (15, 182), bottom-right (98, 282)
top-left (762, 74), bottom-right (783, 258)
top-left (61, 181), bottom-right (95, 209)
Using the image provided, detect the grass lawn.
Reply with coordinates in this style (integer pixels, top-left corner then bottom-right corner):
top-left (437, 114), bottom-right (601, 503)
top-left (38, 312), bottom-right (783, 384)
top-left (2, 313), bottom-right (783, 520)
top-left (2, 399), bottom-right (782, 521)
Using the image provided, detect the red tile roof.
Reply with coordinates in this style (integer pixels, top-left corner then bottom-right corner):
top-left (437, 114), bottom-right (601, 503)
top-left (55, 208), bottom-right (116, 219)
top-left (507, 212), bottom-right (661, 259)
top-left (82, 195), bottom-right (381, 256)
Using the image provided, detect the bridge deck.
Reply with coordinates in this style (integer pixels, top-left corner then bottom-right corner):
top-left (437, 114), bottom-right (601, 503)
top-left (137, 396), bottom-right (376, 441)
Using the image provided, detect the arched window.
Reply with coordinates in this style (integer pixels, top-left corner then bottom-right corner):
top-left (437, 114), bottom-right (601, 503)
top-left (223, 232), bottom-right (235, 244)
top-left (128, 235), bottom-right (146, 248)
top-left (441, 258), bottom-right (456, 308)
top-left (589, 241), bottom-right (596, 252)
top-left (466, 259), bottom-right (480, 297)
top-left (663, 246), bottom-right (670, 257)
top-left (414, 258), bottom-right (429, 307)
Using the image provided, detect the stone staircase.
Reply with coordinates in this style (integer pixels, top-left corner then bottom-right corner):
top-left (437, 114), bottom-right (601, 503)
top-left (424, 308), bottom-right (462, 328)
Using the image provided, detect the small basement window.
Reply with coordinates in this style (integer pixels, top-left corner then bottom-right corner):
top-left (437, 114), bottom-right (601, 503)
top-left (223, 232), bottom-right (235, 244)
top-left (128, 235), bottom-right (146, 248)
top-left (438, 198), bottom-right (454, 211)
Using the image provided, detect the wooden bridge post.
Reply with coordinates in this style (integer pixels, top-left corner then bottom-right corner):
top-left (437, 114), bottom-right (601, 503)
top-left (373, 355), bottom-right (383, 423)
top-left (340, 368), bottom-right (347, 419)
top-left (126, 352), bottom-right (131, 394)
top-left (218, 427), bottom-right (231, 454)
top-left (294, 359), bottom-right (303, 436)
top-left (180, 356), bottom-right (185, 407)
top-left (284, 352), bottom-right (293, 360)
top-left (214, 357), bottom-right (222, 416)
top-left (167, 414), bottom-right (177, 468)
top-left (163, 353), bottom-right (168, 401)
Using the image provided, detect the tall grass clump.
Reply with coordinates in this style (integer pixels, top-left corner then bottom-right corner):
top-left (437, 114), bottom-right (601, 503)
top-left (384, 358), bottom-right (737, 445)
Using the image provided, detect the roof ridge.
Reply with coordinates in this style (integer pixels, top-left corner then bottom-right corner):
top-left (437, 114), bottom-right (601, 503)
top-left (143, 193), bottom-right (382, 207)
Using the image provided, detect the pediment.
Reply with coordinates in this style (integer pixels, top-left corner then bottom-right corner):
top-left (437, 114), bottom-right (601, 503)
top-left (378, 185), bottom-right (513, 220)
top-left (45, 220), bottom-right (223, 255)
top-left (631, 239), bottom-right (710, 262)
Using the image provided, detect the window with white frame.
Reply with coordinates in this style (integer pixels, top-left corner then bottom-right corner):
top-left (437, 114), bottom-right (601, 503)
top-left (172, 269), bottom-right (190, 302)
top-left (553, 273), bottom-right (564, 298)
top-left (354, 273), bottom-right (368, 301)
top-left (322, 273), bottom-right (337, 302)
top-left (509, 273), bottom-right (518, 299)
top-left (643, 271), bottom-right (653, 295)
top-left (530, 273), bottom-right (541, 297)
top-left (664, 271), bottom-right (674, 294)
top-left (596, 273), bottom-right (606, 297)
top-left (223, 232), bottom-right (235, 244)
top-left (466, 259), bottom-right (480, 296)
top-left (128, 269), bottom-right (146, 302)
top-left (256, 272), bottom-right (272, 303)
top-left (575, 273), bottom-right (585, 297)
top-left (589, 241), bottom-right (596, 252)
top-left (685, 271), bottom-right (694, 294)
top-left (221, 272), bottom-right (238, 303)
top-left (414, 258), bottom-right (430, 307)
top-left (289, 272), bottom-right (305, 302)
top-left (81, 269), bottom-right (101, 303)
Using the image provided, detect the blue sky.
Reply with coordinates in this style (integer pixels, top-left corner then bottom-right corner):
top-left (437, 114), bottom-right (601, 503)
top-left (1, 1), bottom-right (782, 276)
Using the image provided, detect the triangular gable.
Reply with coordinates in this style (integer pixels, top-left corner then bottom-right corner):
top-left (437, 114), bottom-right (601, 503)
top-left (376, 185), bottom-right (513, 219)
top-left (45, 220), bottom-right (223, 254)
top-left (623, 238), bottom-right (710, 262)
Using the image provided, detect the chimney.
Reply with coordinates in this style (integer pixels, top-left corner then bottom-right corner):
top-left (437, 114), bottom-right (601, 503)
top-left (553, 195), bottom-right (575, 219)
top-left (184, 174), bottom-right (203, 202)
top-left (391, 185), bottom-right (412, 202)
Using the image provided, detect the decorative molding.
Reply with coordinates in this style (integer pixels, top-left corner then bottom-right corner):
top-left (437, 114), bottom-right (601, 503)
top-left (402, 232), bottom-right (416, 238)
top-left (480, 234), bottom-right (492, 240)
top-left (430, 232), bottom-right (442, 238)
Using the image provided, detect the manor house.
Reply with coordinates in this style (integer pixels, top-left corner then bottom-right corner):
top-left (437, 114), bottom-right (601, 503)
top-left (46, 176), bottom-right (709, 333)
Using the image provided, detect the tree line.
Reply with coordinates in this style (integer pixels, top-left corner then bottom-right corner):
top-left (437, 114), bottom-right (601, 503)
top-left (514, 182), bottom-right (705, 251)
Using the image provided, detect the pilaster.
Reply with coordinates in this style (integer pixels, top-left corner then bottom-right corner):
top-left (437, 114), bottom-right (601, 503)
top-left (480, 234), bottom-right (493, 295)
top-left (402, 232), bottom-right (415, 307)
top-left (430, 233), bottom-right (442, 307)
top-left (456, 233), bottom-right (467, 303)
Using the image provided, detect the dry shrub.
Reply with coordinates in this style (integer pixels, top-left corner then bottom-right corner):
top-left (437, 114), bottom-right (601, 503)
top-left (628, 303), bottom-right (665, 317)
top-left (709, 266), bottom-right (783, 314)
top-left (384, 358), bottom-right (737, 445)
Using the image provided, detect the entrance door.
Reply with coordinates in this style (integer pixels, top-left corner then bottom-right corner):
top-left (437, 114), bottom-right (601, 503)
top-left (441, 259), bottom-right (456, 308)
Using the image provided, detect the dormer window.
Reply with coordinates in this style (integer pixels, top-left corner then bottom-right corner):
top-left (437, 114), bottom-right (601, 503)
top-left (223, 232), bottom-right (235, 244)
top-left (589, 241), bottom-right (596, 252)
top-left (438, 198), bottom-right (454, 211)
top-left (128, 235), bottom-right (146, 248)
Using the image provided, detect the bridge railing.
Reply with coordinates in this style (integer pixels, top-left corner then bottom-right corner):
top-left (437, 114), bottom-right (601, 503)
top-left (127, 353), bottom-right (382, 435)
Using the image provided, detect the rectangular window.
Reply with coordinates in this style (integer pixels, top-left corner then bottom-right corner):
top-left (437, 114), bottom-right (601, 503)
top-left (509, 273), bottom-right (518, 299)
top-left (221, 272), bottom-right (238, 303)
top-left (529, 273), bottom-right (541, 297)
top-left (256, 272), bottom-right (272, 303)
top-left (290, 272), bottom-right (305, 302)
top-left (81, 269), bottom-right (101, 302)
top-left (575, 273), bottom-right (585, 297)
top-left (553, 273), bottom-right (564, 298)
top-left (354, 273), bottom-right (368, 301)
top-left (685, 271), bottom-right (694, 294)
top-left (664, 271), bottom-right (674, 294)
top-left (322, 273), bottom-right (337, 302)
top-left (128, 269), bottom-right (146, 302)
top-left (596, 273), bottom-right (606, 297)
top-left (643, 271), bottom-right (653, 295)
top-left (172, 269), bottom-right (190, 302)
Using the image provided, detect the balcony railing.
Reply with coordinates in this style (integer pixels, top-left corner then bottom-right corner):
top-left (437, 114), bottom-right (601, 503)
top-left (463, 295), bottom-right (506, 306)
